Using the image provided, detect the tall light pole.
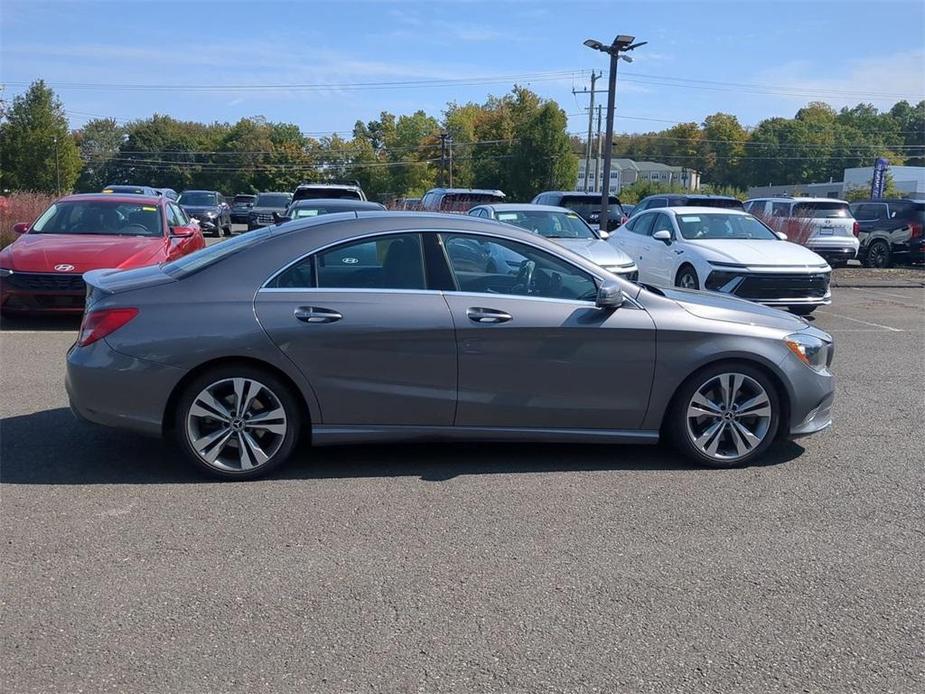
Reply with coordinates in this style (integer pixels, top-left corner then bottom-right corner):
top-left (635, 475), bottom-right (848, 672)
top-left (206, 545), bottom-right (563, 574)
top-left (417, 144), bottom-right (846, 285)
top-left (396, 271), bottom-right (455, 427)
top-left (583, 35), bottom-right (646, 233)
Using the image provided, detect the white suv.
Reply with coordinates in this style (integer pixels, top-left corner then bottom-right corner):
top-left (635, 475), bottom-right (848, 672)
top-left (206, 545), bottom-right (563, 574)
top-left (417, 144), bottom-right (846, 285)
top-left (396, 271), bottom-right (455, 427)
top-left (744, 197), bottom-right (859, 266)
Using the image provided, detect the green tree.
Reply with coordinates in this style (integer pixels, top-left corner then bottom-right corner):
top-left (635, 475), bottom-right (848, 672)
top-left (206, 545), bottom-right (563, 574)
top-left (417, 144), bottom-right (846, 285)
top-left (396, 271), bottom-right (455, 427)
top-left (0, 80), bottom-right (81, 193)
top-left (75, 117), bottom-right (125, 191)
top-left (508, 101), bottom-right (577, 199)
top-left (700, 113), bottom-right (747, 188)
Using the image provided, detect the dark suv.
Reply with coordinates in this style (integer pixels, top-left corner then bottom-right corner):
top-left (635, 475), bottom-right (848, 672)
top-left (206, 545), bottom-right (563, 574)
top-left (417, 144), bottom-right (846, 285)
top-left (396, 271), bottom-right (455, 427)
top-left (246, 192), bottom-right (293, 231)
top-left (531, 191), bottom-right (628, 231)
top-left (230, 194), bottom-right (257, 224)
top-left (850, 198), bottom-right (925, 267)
top-left (631, 194), bottom-right (744, 216)
top-left (177, 190), bottom-right (231, 236)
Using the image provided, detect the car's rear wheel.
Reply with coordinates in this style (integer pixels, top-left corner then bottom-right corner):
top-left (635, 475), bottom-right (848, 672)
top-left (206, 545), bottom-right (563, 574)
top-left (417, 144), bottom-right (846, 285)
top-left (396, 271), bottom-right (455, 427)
top-left (669, 363), bottom-right (780, 468)
top-left (864, 240), bottom-right (891, 268)
top-left (675, 265), bottom-right (699, 290)
top-left (175, 366), bottom-right (301, 480)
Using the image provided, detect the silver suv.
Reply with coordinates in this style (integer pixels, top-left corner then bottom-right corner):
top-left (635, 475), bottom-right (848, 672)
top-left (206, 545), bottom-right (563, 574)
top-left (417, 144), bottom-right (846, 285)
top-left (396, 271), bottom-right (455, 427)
top-left (745, 197), bottom-right (859, 266)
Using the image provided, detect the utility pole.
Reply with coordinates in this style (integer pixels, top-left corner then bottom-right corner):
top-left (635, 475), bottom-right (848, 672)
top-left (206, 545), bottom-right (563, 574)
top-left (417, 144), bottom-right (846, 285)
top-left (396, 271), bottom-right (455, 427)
top-left (572, 71), bottom-right (600, 192)
top-left (594, 105), bottom-right (603, 194)
top-left (447, 137), bottom-right (453, 187)
top-left (583, 35), bottom-right (646, 232)
top-left (439, 132), bottom-right (449, 187)
top-left (53, 136), bottom-right (60, 195)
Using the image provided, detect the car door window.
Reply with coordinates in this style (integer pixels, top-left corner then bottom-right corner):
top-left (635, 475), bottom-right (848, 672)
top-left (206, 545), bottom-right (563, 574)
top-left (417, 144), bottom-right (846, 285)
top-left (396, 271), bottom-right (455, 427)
top-left (771, 202), bottom-right (790, 217)
top-left (167, 203), bottom-right (187, 227)
top-left (631, 213), bottom-right (656, 236)
top-left (648, 198), bottom-right (668, 209)
top-left (650, 213), bottom-right (674, 237)
top-left (271, 233), bottom-right (426, 290)
top-left (441, 233), bottom-right (597, 302)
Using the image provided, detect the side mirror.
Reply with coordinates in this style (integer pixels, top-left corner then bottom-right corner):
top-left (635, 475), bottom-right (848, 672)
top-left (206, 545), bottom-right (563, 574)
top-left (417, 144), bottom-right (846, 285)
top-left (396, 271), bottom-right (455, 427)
top-left (775, 231), bottom-right (788, 241)
top-left (170, 226), bottom-right (194, 238)
top-left (653, 229), bottom-right (672, 243)
top-left (596, 280), bottom-right (625, 309)
top-left (12, 222), bottom-right (29, 235)
top-left (272, 212), bottom-right (292, 224)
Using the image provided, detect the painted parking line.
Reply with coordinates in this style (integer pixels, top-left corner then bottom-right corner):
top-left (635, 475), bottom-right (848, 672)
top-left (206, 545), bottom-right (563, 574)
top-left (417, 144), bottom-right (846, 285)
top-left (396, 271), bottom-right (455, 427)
top-left (0, 330), bottom-right (77, 335)
top-left (847, 287), bottom-right (924, 304)
top-left (816, 310), bottom-right (904, 332)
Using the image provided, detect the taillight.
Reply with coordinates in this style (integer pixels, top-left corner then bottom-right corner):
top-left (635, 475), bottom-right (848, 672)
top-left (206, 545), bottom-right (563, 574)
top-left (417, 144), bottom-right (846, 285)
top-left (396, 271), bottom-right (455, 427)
top-left (910, 222), bottom-right (923, 239)
top-left (77, 307), bottom-right (138, 347)
top-left (852, 221), bottom-right (860, 237)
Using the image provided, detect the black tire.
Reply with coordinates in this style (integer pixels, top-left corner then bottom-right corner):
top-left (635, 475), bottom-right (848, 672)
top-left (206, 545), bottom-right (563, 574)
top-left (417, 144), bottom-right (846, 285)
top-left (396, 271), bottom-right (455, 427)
top-left (667, 361), bottom-right (782, 469)
top-left (174, 365), bottom-right (302, 481)
top-left (675, 265), bottom-right (700, 290)
top-left (863, 240), bottom-right (891, 269)
top-left (788, 305), bottom-right (817, 316)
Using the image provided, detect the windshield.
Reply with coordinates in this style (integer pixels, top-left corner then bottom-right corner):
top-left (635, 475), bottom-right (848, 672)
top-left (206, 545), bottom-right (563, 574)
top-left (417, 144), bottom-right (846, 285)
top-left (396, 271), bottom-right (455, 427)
top-left (559, 195), bottom-right (623, 220)
top-left (162, 225), bottom-right (274, 278)
top-left (792, 201), bottom-right (851, 218)
top-left (255, 194), bottom-right (292, 207)
top-left (676, 213), bottom-right (778, 241)
top-left (495, 210), bottom-right (597, 239)
top-left (30, 201), bottom-right (164, 237)
top-left (178, 192), bottom-right (217, 206)
top-left (233, 195), bottom-right (256, 204)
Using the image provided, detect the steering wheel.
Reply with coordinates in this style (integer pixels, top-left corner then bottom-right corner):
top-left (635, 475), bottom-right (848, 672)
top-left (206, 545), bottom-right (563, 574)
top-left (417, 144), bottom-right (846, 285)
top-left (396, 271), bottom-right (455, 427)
top-left (512, 260), bottom-right (536, 295)
top-left (121, 223), bottom-right (150, 234)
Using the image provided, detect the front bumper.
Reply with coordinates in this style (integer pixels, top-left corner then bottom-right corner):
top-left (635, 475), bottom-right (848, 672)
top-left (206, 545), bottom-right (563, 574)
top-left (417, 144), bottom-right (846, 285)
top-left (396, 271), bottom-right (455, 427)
top-left (191, 215), bottom-right (220, 232)
top-left (706, 269), bottom-right (832, 307)
top-left (66, 338), bottom-right (184, 437)
top-left (778, 344), bottom-right (836, 439)
top-left (1, 273), bottom-right (86, 314)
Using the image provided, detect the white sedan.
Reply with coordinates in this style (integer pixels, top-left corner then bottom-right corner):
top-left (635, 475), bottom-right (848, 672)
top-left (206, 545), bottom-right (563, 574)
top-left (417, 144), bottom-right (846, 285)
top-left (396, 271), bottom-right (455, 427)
top-left (608, 207), bottom-right (832, 315)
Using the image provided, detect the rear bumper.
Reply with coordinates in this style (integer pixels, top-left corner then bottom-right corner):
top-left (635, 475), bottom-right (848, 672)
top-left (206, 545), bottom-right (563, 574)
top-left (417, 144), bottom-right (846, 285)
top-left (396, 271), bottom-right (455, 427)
top-left (807, 238), bottom-right (859, 263)
top-left (66, 338), bottom-right (183, 437)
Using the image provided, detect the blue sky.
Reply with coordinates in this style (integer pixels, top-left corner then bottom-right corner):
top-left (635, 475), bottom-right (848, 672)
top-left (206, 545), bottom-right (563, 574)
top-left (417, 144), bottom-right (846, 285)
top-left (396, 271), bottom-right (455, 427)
top-left (2, 0), bottom-right (923, 138)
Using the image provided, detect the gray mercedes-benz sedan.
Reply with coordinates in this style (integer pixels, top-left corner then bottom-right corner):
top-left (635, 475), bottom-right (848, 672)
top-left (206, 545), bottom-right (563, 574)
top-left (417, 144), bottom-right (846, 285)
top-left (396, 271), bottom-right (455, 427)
top-left (66, 212), bottom-right (835, 480)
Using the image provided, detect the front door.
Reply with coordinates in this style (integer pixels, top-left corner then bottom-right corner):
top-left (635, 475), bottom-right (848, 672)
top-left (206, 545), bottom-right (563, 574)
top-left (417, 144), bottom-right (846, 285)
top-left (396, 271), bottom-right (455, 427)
top-left (254, 233), bottom-right (457, 425)
top-left (440, 232), bottom-right (657, 430)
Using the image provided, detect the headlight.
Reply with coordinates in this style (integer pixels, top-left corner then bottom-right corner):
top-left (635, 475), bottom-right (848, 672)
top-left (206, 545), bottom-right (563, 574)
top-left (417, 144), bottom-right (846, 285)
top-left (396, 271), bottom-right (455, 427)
top-left (0, 268), bottom-right (12, 278)
top-left (205, 211), bottom-right (217, 218)
top-left (784, 333), bottom-right (831, 373)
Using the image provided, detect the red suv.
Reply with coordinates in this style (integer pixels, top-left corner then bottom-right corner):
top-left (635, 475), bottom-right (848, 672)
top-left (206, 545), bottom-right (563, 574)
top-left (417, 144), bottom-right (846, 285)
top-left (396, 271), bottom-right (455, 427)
top-left (0, 193), bottom-right (205, 315)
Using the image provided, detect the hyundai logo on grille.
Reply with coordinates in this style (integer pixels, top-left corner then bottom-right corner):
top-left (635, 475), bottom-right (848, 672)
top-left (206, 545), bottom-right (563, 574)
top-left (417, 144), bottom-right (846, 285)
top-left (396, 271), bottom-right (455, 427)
top-left (54, 264), bottom-right (75, 272)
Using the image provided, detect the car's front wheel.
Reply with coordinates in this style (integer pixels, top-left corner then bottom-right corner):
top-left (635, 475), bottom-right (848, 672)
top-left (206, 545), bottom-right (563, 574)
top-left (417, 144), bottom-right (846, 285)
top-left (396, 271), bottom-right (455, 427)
top-left (175, 366), bottom-right (302, 480)
top-left (675, 265), bottom-right (699, 290)
top-left (669, 363), bottom-right (781, 468)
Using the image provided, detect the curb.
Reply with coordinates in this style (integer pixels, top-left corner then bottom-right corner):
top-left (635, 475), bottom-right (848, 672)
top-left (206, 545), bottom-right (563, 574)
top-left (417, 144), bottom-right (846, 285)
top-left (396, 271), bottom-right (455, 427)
top-left (832, 283), bottom-right (925, 289)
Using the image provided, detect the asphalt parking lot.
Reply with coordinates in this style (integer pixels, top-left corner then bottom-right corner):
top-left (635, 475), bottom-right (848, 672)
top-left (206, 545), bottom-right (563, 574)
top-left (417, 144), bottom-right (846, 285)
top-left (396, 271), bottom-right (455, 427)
top-left (1, 283), bottom-right (922, 693)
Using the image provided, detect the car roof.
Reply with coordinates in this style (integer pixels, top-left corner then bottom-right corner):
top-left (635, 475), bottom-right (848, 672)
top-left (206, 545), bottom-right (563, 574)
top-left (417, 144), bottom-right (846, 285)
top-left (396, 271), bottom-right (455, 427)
top-left (474, 203), bottom-right (578, 213)
top-left (289, 198), bottom-right (383, 208)
top-left (641, 193), bottom-right (739, 200)
top-left (63, 192), bottom-right (164, 205)
top-left (637, 205), bottom-right (751, 216)
top-left (257, 191), bottom-right (293, 196)
top-left (295, 182), bottom-right (361, 188)
top-left (180, 190), bottom-right (220, 194)
top-left (426, 187), bottom-right (505, 196)
top-left (747, 196), bottom-right (849, 203)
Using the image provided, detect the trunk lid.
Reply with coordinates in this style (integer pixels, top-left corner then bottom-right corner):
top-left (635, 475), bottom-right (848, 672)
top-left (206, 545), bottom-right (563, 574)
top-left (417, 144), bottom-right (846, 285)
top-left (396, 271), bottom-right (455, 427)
top-left (83, 265), bottom-right (175, 308)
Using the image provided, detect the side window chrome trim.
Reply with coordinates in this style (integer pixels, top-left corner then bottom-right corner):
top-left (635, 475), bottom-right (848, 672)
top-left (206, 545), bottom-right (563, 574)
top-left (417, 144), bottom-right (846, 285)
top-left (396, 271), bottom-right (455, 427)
top-left (258, 287), bottom-right (444, 296)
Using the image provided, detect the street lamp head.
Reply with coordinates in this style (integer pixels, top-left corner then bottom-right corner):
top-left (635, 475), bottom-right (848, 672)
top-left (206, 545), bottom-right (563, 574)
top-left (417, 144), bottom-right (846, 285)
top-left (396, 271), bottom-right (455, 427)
top-left (620, 54), bottom-right (634, 63)
top-left (583, 38), bottom-right (605, 51)
top-left (614, 35), bottom-right (636, 46)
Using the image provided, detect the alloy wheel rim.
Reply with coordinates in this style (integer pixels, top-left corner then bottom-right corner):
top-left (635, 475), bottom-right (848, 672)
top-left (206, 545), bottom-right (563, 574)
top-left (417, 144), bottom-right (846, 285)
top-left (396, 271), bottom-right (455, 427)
top-left (680, 272), bottom-right (697, 289)
top-left (870, 243), bottom-right (887, 267)
top-left (186, 378), bottom-right (287, 472)
top-left (685, 373), bottom-right (772, 461)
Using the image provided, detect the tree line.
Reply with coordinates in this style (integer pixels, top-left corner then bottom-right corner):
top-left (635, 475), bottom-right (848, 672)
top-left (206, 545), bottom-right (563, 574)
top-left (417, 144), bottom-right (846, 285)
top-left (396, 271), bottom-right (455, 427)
top-left (1, 79), bottom-right (922, 201)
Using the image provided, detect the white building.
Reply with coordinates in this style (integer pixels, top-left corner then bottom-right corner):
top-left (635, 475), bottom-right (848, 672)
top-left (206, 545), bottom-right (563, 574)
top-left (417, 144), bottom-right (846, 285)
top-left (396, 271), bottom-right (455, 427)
top-left (747, 165), bottom-right (925, 199)
top-left (576, 158), bottom-right (701, 194)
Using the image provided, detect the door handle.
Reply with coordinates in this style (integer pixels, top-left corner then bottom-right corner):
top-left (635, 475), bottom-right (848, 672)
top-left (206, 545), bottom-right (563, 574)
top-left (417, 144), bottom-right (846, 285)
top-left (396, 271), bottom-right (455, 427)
top-left (467, 307), bottom-right (512, 324)
top-left (294, 306), bottom-right (343, 324)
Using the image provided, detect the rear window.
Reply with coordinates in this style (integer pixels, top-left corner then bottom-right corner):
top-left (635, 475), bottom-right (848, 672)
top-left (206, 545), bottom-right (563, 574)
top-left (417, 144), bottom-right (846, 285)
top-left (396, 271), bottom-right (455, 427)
top-left (792, 201), bottom-right (851, 218)
top-left (255, 193), bottom-right (292, 207)
top-left (559, 195), bottom-right (623, 220)
top-left (441, 193), bottom-right (504, 211)
top-left (233, 195), bottom-right (256, 204)
top-left (692, 198), bottom-right (744, 210)
top-left (293, 187), bottom-right (362, 201)
top-left (162, 226), bottom-right (274, 278)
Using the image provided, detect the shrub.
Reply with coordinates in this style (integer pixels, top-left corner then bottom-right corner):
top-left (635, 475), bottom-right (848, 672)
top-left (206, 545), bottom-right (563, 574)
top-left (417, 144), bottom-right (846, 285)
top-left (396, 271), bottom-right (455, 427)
top-left (0, 192), bottom-right (56, 249)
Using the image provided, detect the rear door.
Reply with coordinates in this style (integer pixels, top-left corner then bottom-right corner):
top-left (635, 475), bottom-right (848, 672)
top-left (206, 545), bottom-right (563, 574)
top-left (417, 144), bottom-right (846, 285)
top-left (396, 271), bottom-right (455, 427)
top-left (254, 232), bottom-right (457, 425)
top-left (439, 231), bottom-right (656, 430)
